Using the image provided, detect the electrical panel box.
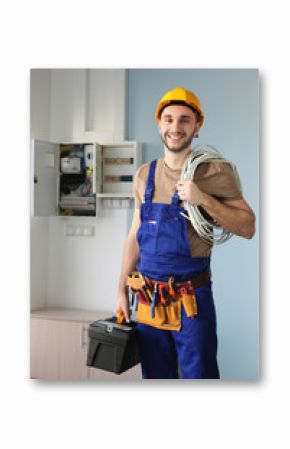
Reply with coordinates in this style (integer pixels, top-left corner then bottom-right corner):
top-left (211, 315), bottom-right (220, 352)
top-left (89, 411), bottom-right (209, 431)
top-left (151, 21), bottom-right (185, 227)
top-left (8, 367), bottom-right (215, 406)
top-left (32, 139), bottom-right (142, 217)
top-left (98, 142), bottom-right (142, 198)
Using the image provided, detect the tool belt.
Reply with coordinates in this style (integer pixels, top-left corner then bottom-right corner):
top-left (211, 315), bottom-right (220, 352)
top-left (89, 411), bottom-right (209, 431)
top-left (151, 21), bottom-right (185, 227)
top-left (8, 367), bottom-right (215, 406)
top-left (126, 269), bottom-right (211, 331)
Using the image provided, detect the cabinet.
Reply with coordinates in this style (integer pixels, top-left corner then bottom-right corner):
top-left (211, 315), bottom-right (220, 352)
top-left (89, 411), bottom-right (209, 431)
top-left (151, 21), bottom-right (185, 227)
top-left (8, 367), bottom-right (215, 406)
top-left (30, 308), bottom-right (142, 380)
top-left (31, 139), bottom-right (142, 217)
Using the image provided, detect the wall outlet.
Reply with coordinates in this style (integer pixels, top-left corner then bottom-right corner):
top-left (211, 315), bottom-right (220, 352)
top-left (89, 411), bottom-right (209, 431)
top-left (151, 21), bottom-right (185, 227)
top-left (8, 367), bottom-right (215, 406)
top-left (65, 224), bottom-right (95, 237)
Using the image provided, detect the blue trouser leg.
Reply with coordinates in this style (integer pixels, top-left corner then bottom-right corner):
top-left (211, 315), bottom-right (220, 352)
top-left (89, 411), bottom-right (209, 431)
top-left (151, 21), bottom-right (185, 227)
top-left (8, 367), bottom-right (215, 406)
top-left (137, 282), bottom-right (220, 379)
top-left (172, 285), bottom-right (220, 379)
top-left (136, 323), bottom-right (179, 379)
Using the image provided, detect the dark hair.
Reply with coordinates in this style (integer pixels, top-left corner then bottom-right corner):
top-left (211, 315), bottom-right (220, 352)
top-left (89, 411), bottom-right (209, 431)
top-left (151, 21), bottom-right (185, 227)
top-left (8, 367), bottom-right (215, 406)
top-left (159, 100), bottom-right (200, 121)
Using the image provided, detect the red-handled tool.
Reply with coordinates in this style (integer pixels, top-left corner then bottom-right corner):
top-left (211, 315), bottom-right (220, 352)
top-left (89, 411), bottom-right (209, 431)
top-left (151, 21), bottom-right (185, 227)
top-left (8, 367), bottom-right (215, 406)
top-left (158, 284), bottom-right (169, 305)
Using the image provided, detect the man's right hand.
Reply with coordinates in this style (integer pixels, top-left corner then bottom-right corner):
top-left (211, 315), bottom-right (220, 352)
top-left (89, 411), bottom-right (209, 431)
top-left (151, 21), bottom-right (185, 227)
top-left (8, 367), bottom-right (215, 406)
top-left (114, 290), bottom-right (131, 323)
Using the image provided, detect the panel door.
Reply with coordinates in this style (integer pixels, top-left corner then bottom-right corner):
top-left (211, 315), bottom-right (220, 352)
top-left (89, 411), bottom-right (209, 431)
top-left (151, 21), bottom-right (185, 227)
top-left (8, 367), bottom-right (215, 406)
top-left (32, 139), bottom-right (59, 216)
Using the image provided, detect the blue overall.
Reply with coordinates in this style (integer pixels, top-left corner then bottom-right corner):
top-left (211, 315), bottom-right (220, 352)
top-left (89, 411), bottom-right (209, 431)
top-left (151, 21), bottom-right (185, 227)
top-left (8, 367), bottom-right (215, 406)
top-left (136, 160), bottom-right (220, 379)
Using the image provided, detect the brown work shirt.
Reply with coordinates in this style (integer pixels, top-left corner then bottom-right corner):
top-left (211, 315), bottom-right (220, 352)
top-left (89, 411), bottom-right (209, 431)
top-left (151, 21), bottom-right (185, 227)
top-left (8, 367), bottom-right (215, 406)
top-left (133, 155), bottom-right (243, 257)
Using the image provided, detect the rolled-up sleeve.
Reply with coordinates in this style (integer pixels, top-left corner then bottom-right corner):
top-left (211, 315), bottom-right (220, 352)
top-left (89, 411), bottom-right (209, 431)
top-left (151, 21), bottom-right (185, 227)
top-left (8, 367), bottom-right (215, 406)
top-left (195, 161), bottom-right (243, 201)
top-left (133, 166), bottom-right (146, 209)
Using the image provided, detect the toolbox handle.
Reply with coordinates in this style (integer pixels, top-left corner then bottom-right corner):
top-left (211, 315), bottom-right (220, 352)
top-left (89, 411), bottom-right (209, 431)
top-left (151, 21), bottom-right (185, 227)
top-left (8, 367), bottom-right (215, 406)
top-left (97, 320), bottom-right (132, 332)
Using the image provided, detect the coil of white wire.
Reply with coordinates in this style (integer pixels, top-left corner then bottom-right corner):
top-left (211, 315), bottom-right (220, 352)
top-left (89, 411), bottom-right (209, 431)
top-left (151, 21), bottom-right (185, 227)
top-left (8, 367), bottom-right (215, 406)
top-left (180, 144), bottom-right (242, 245)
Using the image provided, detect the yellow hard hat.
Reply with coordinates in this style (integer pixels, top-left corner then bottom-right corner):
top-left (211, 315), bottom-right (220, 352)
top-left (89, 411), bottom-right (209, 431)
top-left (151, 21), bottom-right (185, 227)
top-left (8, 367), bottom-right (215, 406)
top-left (155, 86), bottom-right (204, 125)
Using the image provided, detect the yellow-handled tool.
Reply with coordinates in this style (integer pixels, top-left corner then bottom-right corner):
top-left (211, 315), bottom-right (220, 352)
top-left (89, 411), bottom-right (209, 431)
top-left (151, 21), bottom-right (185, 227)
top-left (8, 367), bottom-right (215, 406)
top-left (116, 311), bottom-right (125, 324)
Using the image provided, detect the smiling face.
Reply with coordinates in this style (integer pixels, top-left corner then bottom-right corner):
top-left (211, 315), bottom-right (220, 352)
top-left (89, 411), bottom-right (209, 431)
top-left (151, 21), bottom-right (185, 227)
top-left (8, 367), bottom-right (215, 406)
top-left (158, 104), bottom-right (201, 153)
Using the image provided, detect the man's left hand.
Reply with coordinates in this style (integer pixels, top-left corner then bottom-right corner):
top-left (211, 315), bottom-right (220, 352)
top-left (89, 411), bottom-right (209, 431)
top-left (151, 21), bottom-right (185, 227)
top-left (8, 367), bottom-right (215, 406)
top-left (175, 180), bottom-right (204, 205)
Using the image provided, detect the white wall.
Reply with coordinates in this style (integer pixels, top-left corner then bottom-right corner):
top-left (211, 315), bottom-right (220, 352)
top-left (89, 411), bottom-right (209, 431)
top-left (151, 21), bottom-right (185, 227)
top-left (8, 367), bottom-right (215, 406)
top-left (49, 69), bottom-right (126, 143)
top-left (46, 209), bottom-right (130, 311)
top-left (30, 70), bottom-right (51, 310)
top-left (30, 218), bottom-right (49, 310)
top-left (30, 69), bottom-right (51, 140)
top-left (49, 69), bottom-right (86, 142)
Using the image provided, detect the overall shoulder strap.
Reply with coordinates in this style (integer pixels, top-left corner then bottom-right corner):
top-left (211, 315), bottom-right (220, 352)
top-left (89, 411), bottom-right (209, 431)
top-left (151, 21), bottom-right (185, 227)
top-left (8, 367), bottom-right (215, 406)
top-left (171, 190), bottom-right (180, 207)
top-left (144, 160), bottom-right (157, 203)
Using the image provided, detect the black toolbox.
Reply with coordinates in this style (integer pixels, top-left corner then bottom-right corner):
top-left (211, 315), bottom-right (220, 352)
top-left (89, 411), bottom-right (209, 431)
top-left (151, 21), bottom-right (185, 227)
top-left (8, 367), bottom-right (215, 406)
top-left (86, 317), bottom-right (140, 374)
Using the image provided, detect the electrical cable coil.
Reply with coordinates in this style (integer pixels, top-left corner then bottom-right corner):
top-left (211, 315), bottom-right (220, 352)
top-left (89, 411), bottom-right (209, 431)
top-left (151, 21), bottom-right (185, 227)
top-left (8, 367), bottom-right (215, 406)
top-left (180, 144), bottom-right (242, 245)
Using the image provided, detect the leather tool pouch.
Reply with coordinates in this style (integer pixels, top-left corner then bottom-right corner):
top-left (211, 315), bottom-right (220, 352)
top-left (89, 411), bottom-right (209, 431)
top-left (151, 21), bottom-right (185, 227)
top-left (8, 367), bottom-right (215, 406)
top-left (137, 299), bottom-right (181, 331)
top-left (180, 294), bottom-right (198, 318)
top-left (127, 271), bottom-right (209, 331)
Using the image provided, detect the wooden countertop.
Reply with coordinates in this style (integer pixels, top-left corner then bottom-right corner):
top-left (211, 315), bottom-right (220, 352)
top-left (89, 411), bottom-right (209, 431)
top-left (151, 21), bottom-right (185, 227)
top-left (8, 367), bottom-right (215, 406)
top-left (30, 307), bottom-right (111, 323)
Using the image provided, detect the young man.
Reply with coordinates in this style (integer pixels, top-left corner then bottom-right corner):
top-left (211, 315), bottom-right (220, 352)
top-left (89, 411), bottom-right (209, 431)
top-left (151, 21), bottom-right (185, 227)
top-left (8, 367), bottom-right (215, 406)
top-left (115, 87), bottom-right (255, 379)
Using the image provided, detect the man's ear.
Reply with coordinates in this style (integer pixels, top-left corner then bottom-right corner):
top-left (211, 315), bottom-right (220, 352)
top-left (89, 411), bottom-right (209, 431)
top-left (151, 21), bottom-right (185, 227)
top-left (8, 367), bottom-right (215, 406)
top-left (194, 121), bottom-right (202, 138)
